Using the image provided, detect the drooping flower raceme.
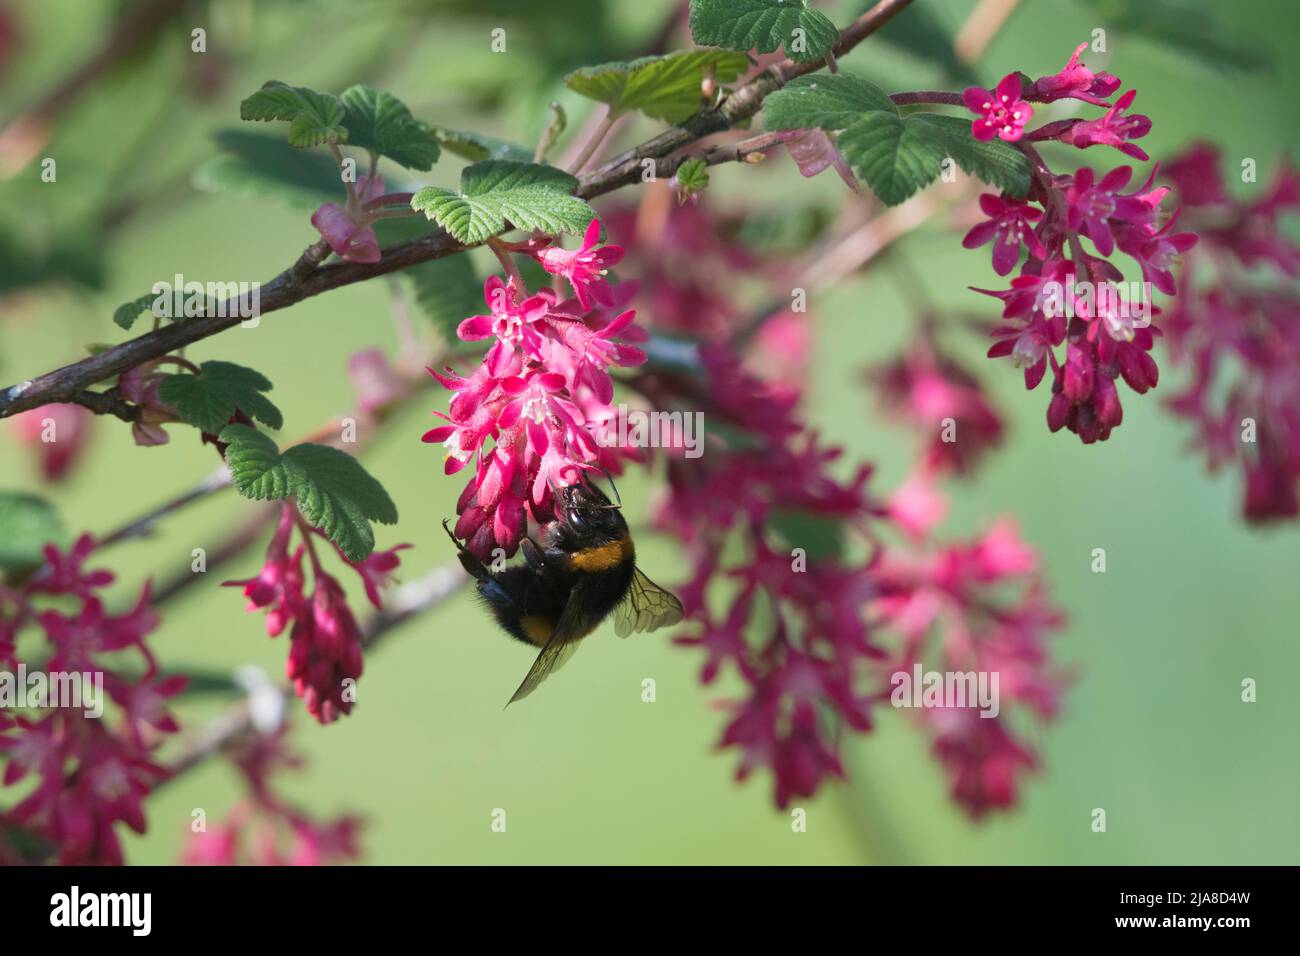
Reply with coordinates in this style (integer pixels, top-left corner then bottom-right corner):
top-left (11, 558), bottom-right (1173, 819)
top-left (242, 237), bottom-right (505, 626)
top-left (425, 222), bottom-right (647, 560)
top-left (962, 46), bottom-right (1197, 443)
top-left (225, 505), bottom-right (409, 724)
top-left (182, 725), bottom-right (363, 865)
top-left (0, 536), bottom-right (182, 865)
top-left (1160, 144), bottom-right (1300, 522)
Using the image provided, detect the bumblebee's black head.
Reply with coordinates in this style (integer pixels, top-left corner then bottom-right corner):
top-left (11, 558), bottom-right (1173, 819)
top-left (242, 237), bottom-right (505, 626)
top-left (555, 480), bottom-right (627, 543)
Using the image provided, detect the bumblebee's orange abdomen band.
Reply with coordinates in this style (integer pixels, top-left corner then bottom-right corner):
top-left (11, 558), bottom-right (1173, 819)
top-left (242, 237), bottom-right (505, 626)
top-left (568, 535), bottom-right (635, 573)
top-left (518, 614), bottom-right (556, 646)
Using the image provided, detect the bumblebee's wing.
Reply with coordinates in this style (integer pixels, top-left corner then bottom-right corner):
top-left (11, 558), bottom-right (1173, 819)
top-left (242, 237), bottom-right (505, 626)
top-left (506, 582), bottom-right (594, 706)
top-left (506, 634), bottom-right (580, 706)
top-left (614, 567), bottom-right (684, 638)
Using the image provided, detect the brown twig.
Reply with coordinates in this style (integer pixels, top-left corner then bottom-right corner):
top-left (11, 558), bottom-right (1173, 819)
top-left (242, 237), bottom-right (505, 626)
top-left (0, 0), bottom-right (916, 421)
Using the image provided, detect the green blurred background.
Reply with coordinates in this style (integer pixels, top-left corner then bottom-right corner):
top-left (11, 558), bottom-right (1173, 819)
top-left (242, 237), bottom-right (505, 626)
top-left (1, 0), bottom-right (1297, 864)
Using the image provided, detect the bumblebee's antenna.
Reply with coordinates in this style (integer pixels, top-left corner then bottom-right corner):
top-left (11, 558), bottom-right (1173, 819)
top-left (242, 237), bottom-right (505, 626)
top-left (602, 468), bottom-right (623, 508)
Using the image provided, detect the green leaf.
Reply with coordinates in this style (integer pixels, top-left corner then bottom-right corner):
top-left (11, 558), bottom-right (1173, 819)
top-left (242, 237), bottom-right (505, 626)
top-left (159, 361), bottom-right (284, 434)
top-left (220, 424), bottom-right (397, 562)
top-left (906, 113), bottom-right (1031, 198)
top-left (672, 157), bottom-right (710, 204)
top-left (193, 131), bottom-right (343, 210)
top-left (410, 161), bottom-right (595, 245)
top-left (565, 50), bottom-right (750, 123)
top-left (0, 492), bottom-right (66, 572)
top-left (406, 255), bottom-right (483, 344)
top-left (239, 81), bottom-right (347, 148)
top-left (113, 293), bottom-right (157, 331)
top-left (689, 0), bottom-right (838, 63)
top-left (339, 85), bottom-right (440, 170)
top-left (433, 127), bottom-right (534, 163)
top-left (837, 111), bottom-right (946, 206)
top-left (763, 73), bottom-right (896, 131)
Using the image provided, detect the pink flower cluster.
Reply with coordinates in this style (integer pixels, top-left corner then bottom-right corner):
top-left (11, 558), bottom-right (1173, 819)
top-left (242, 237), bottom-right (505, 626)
top-left (870, 337), bottom-right (1004, 476)
top-left (1160, 144), bottom-right (1300, 522)
top-left (645, 347), bottom-right (879, 808)
top-left (963, 46), bottom-right (1196, 443)
top-left (0, 536), bottom-right (183, 864)
top-left (642, 339), bottom-right (1065, 816)
top-left (584, 198), bottom-right (1067, 816)
top-left (425, 219), bottom-right (648, 559)
top-left (225, 505), bottom-right (408, 723)
top-left (182, 726), bottom-right (362, 865)
top-left (873, 497), bottom-right (1066, 816)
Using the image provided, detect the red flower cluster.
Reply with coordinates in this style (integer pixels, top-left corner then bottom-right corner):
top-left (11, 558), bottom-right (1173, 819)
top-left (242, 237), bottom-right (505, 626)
top-left (1160, 144), bottom-right (1300, 522)
top-left (182, 726), bottom-right (363, 865)
top-left (425, 221), bottom-right (648, 559)
top-left (0, 536), bottom-right (182, 864)
top-left (870, 337), bottom-right (1004, 476)
top-left (647, 347), bottom-right (880, 808)
top-left (226, 505), bottom-right (408, 723)
top-left (962, 48), bottom-right (1196, 443)
top-left (873, 506), bottom-right (1066, 816)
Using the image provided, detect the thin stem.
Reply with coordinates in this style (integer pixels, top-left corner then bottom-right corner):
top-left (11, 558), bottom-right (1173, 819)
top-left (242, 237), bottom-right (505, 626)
top-left (362, 192), bottom-right (415, 211)
top-left (486, 237), bottom-right (527, 295)
top-left (154, 355), bottom-right (202, 375)
top-left (889, 91), bottom-right (965, 107)
top-left (330, 142), bottom-right (359, 206)
top-left (97, 468), bottom-right (232, 548)
top-left (566, 107), bottom-right (618, 174)
top-left (367, 207), bottom-right (421, 221)
top-left (294, 510), bottom-right (326, 574)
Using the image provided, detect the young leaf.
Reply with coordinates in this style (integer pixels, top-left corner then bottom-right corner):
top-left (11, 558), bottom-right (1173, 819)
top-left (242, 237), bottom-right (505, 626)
top-left (159, 361), bottom-right (284, 433)
top-left (763, 73), bottom-right (896, 131)
top-left (0, 492), bottom-right (65, 572)
top-left (239, 81), bottom-right (347, 148)
top-left (906, 113), bottom-right (1032, 198)
top-left (564, 50), bottom-right (750, 123)
top-left (339, 85), bottom-right (441, 170)
top-left (220, 424), bottom-right (398, 562)
top-left (113, 293), bottom-right (158, 331)
top-left (672, 157), bottom-right (710, 204)
top-left (689, 0), bottom-right (839, 63)
top-left (410, 161), bottom-right (596, 245)
top-left (193, 131), bottom-right (343, 210)
top-left (837, 111), bottom-right (946, 206)
top-left (432, 127), bottom-right (534, 163)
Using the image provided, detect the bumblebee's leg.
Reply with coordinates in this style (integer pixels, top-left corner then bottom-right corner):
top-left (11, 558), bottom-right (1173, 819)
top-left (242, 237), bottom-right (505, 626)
top-left (443, 519), bottom-right (487, 581)
top-left (521, 536), bottom-right (546, 570)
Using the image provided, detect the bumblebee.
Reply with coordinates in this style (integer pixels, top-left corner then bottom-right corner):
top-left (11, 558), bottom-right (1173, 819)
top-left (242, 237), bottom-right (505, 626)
top-left (444, 479), bottom-right (684, 705)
